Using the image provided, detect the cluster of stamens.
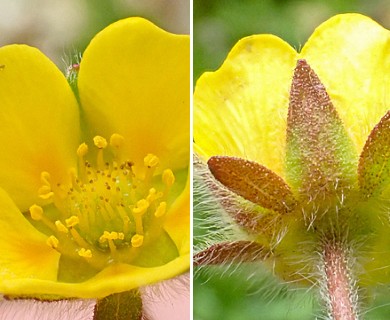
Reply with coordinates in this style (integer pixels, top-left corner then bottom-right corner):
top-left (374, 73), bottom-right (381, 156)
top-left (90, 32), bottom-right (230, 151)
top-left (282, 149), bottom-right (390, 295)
top-left (29, 133), bottom-right (175, 268)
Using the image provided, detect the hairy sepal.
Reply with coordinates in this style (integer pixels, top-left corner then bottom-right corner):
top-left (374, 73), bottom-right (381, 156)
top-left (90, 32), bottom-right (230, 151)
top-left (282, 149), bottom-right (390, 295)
top-left (208, 156), bottom-right (297, 214)
top-left (286, 59), bottom-right (358, 207)
top-left (358, 110), bottom-right (390, 199)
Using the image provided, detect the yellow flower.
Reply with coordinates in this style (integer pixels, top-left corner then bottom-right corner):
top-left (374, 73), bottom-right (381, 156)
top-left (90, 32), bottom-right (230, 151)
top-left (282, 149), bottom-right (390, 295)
top-left (194, 13), bottom-right (390, 312)
top-left (0, 17), bottom-right (189, 299)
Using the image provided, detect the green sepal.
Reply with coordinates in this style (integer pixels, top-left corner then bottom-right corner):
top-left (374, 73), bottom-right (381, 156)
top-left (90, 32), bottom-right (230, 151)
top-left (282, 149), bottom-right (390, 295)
top-left (94, 289), bottom-right (143, 320)
top-left (358, 110), bottom-right (390, 198)
top-left (286, 59), bottom-right (358, 203)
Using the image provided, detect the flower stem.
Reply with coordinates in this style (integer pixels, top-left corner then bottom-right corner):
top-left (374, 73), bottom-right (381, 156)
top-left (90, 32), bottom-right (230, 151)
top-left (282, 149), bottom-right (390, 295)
top-left (322, 240), bottom-right (358, 320)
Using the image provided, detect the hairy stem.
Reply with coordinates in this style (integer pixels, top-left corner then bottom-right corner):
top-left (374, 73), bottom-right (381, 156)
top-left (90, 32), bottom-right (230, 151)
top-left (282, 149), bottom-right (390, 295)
top-left (322, 240), bottom-right (358, 320)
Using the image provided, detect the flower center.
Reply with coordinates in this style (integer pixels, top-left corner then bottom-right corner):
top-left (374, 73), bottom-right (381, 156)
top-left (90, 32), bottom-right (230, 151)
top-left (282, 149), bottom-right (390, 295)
top-left (29, 134), bottom-right (175, 270)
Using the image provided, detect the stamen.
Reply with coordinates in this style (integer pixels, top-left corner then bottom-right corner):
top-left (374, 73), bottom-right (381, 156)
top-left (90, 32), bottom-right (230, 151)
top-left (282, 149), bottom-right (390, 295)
top-left (154, 201), bottom-right (167, 218)
top-left (69, 226), bottom-right (90, 249)
top-left (162, 169), bottom-right (175, 196)
top-left (47, 235), bottom-right (59, 249)
top-left (94, 135), bottom-right (107, 169)
top-left (77, 143), bottom-right (88, 179)
top-left (147, 188), bottom-right (163, 203)
top-left (29, 204), bottom-right (56, 232)
top-left (93, 136), bottom-right (108, 149)
top-left (38, 171), bottom-right (54, 199)
top-left (78, 248), bottom-right (92, 258)
top-left (131, 234), bottom-right (144, 247)
top-left (30, 134), bottom-right (176, 267)
top-left (132, 199), bottom-right (149, 235)
top-left (38, 186), bottom-right (54, 199)
top-left (30, 204), bottom-right (44, 220)
top-left (110, 133), bottom-right (125, 148)
top-left (133, 199), bottom-right (149, 215)
top-left (55, 220), bottom-right (69, 233)
top-left (110, 133), bottom-right (125, 162)
top-left (99, 231), bottom-right (125, 254)
top-left (65, 215), bottom-right (80, 227)
top-left (144, 154), bottom-right (159, 183)
top-left (77, 143), bottom-right (88, 157)
top-left (144, 154), bottom-right (159, 168)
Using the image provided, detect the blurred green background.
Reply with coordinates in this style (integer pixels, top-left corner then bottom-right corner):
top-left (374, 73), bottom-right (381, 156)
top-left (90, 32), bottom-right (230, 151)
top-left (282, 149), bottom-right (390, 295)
top-left (194, 0), bottom-right (390, 81)
top-left (0, 0), bottom-right (189, 69)
top-left (194, 1), bottom-right (390, 319)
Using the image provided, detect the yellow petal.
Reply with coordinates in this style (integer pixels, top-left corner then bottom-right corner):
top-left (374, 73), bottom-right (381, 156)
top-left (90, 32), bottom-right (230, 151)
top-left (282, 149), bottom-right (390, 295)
top-left (164, 173), bottom-right (190, 255)
top-left (0, 187), bottom-right (60, 284)
top-left (300, 13), bottom-right (390, 153)
top-left (78, 17), bottom-right (190, 173)
top-left (0, 45), bottom-right (80, 211)
top-left (194, 35), bottom-right (297, 177)
top-left (1, 256), bottom-right (189, 299)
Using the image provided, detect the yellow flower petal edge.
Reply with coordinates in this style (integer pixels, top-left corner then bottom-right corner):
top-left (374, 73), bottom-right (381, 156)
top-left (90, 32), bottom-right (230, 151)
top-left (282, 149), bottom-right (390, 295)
top-left (78, 17), bottom-right (190, 175)
top-left (0, 17), bottom-right (189, 300)
top-left (1, 255), bottom-right (189, 299)
top-left (0, 45), bottom-right (80, 211)
top-left (194, 13), bottom-right (390, 177)
top-left (0, 187), bottom-right (60, 282)
top-left (301, 13), bottom-right (390, 154)
top-left (194, 35), bottom-right (297, 177)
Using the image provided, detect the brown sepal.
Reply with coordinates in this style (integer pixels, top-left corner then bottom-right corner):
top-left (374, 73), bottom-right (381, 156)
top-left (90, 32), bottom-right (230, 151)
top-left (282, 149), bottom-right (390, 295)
top-left (286, 59), bottom-right (357, 200)
top-left (194, 241), bottom-right (267, 266)
top-left (208, 156), bottom-right (297, 214)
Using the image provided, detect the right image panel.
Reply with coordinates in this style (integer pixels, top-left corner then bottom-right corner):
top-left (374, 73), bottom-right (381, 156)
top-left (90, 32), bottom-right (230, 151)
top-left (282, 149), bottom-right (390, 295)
top-left (193, 1), bottom-right (390, 319)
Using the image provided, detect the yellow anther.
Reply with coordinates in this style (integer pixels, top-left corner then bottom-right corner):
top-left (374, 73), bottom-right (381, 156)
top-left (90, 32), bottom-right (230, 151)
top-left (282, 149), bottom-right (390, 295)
top-left (146, 188), bottom-right (163, 203)
top-left (30, 204), bottom-right (44, 220)
top-left (65, 215), bottom-right (80, 227)
top-left (47, 235), bottom-right (59, 249)
top-left (78, 248), bottom-right (92, 258)
top-left (38, 185), bottom-right (54, 199)
top-left (38, 172), bottom-right (53, 198)
top-left (162, 169), bottom-right (175, 187)
top-left (99, 231), bottom-right (124, 243)
top-left (107, 231), bottom-right (119, 240)
top-left (55, 220), bottom-right (69, 233)
top-left (154, 201), bottom-right (167, 218)
top-left (146, 188), bottom-right (157, 202)
top-left (77, 143), bottom-right (88, 157)
top-left (93, 136), bottom-right (108, 149)
top-left (144, 154), bottom-right (159, 168)
top-left (110, 133), bottom-right (125, 148)
top-left (40, 171), bottom-right (51, 185)
top-left (133, 199), bottom-right (149, 215)
top-left (131, 234), bottom-right (144, 247)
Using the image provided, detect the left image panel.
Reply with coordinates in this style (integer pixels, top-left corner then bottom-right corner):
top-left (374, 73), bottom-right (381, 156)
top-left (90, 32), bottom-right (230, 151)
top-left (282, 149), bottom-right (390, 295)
top-left (0, 2), bottom-right (190, 320)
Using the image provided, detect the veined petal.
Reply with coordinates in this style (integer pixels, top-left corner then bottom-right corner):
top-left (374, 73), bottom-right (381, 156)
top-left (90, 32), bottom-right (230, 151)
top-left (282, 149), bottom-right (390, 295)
top-left (301, 13), bottom-right (390, 154)
top-left (194, 35), bottom-right (297, 177)
top-left (78, 17), bottom-right (190, 173)
top-left (0, 188), bottom-right (60, 283)
top-left (0, 45), bottom-right (80, 211)
top-left (1, 256), bottom-right (189, 299)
